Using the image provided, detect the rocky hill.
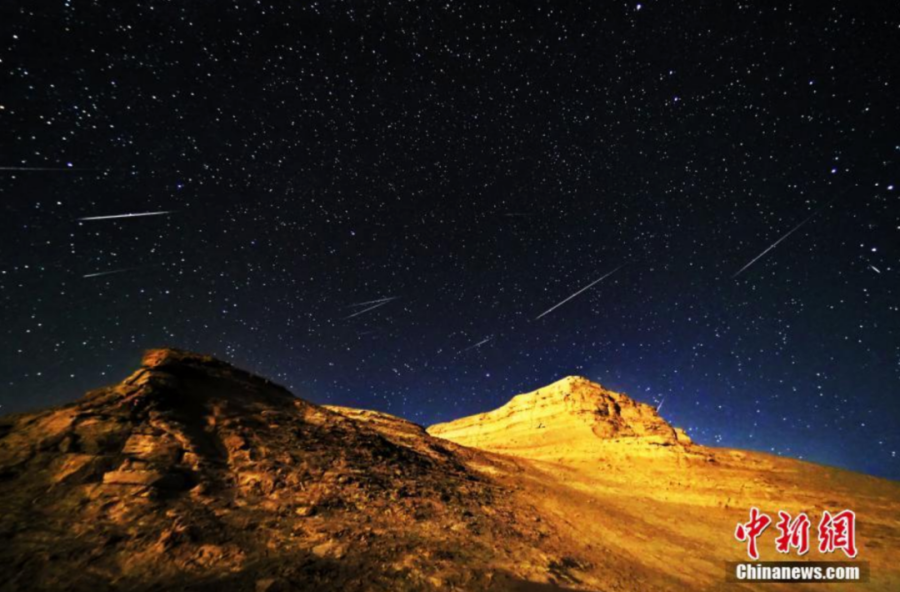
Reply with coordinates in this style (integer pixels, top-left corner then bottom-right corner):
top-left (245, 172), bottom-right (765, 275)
top-left (0, 349), bottom-right (553, 591)
top-left (1, 349), bottom-right (899, 591)
top-left (428, 376), bottom-right (693, 461)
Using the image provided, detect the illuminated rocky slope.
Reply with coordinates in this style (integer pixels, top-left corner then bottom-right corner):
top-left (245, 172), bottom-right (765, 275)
top-left (0, 349), bottom-right (552, 590)
top-left (428, 376), bottom-right (693, 461)
top-left (1, 350), bottom-right (898, 591)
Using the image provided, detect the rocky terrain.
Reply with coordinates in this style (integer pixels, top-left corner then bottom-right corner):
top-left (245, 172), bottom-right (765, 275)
top-left (1, 349), bottom-right (898, 591)
top-left (428, 376), bottom-right (693, 460)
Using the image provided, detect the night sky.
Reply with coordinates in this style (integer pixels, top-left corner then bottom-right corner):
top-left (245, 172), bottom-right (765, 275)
top-left (2, 2), bottom-right (898, 479)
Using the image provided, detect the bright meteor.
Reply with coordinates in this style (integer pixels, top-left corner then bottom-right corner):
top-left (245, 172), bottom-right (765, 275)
top-left (77, 211), bottom-right (173, 222)
top-left (535, 266), bottom-right (623, 320)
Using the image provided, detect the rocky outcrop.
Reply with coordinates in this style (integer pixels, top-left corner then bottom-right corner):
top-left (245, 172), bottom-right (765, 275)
top-left (0, 348), bottom-right (551, 592)
top-left (428, 376), bottom-right (692, 460)
top-left (2, 352), bottom-right (899, 591)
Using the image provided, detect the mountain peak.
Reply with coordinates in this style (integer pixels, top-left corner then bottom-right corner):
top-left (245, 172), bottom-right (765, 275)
top-left (543, 374), bottom-right (591, 389)
top-left (135, 347), bottom-right (291, 393)
top-left (142, 347), bottom-right (212, 368)
top-left (79, 348), bottom-right (298, 416)
top-left (428, 376), bottom-right (691, 460)
top-left (0, 349), bottom-right (548, 590)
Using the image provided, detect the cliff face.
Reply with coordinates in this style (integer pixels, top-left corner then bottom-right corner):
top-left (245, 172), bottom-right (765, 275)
top-left (428, 376), bottom-right (692, 460)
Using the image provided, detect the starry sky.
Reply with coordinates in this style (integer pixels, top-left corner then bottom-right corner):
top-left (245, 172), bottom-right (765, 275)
top-left (1, 1), bottom-right (898, 479)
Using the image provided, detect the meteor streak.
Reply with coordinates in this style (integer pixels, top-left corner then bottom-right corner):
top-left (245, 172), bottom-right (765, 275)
top-left (733, 196), bottom-right (842, 279)
top-left (535, 266), bottom-right (623, 320)
top-left (348, 296), bottom-right (397, 308)
top-left (78, 211), bottom-right (172, 222)
top-left (458, 336), bottom-right (492, 354)
top-left (83, 268), bottom-right (135, 278)
top-left (0, 166), bottom-right (89, 172)
top-left (344, 297), bottom-right (397, 319)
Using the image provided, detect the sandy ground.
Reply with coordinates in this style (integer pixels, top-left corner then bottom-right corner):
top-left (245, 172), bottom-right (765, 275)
top-left (457, 443), bottom-right (900, 591)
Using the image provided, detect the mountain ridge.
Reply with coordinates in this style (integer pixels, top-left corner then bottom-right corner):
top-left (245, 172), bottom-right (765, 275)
top-left (0, 348), bottom-right (553, 590)
top-left (1, 348), bottom-right (898, 591)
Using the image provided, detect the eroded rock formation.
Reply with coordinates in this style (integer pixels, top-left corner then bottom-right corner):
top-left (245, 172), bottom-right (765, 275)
top-left (428, 376), bottom-right (692, 460)
top-left (0, 349), bottom-right (550, 591)
top-left (1, 350), bottom-right (898, 591)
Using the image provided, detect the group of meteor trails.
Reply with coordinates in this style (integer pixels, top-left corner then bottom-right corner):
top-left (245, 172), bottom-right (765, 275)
top-left (338, 200), bottom-right (835, 355)
top-left (4, 165), bottom-right (840, 355)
